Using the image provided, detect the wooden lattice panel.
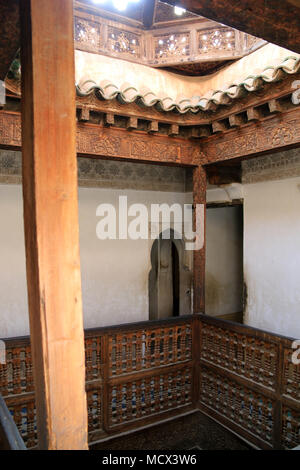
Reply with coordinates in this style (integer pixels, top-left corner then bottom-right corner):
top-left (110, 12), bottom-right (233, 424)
top-left (282, 406), bottom-right (300, 449)
top-left (108, 366), bottom-right (192, 428)
top-left (200, 366), bottom-right (275, 446)
top-left (154, 32), bottom-right (190, 62)
top-left (198, 27), bottom-right (236, 55)
top-left (200, 322), bottom-right (277, 390)
top-left (0, 343), bottom-right (34, 397)
top-left (85, 335), bottom-right (102, 382)
top-left (87, 388), bottom-right (102, 437)
top-left (108, 323), bottom-right (192, 377)
top-left (282, 347), bottom-right (300, 402)
top-left (1, 316), bottom-right (300, 450)
top-left (107, 27), bottom-right (141, 60)
top-left (75, 17), bottom-right (101, 53)
top-left (7, 399), bottom-right (37, 448)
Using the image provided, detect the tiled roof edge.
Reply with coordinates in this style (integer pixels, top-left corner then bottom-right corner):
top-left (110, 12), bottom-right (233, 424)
top-left (76, 56), bottom-right (300, 114)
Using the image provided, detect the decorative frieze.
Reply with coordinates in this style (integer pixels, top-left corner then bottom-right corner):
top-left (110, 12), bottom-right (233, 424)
top-left (154, 32), bottom-right (190, 62)
top-left (75, 17), bottom-right (101, 53)
top-left (74, 9), bottom-right (263, 69)
top-left (198, 27), bottom-right (236, 55)
top-left (202, 108), bottom-right (300, 164)
top-left (107, 27), bottom-right (141, 59)
top-left (0, 150), bottom-right (192, 193)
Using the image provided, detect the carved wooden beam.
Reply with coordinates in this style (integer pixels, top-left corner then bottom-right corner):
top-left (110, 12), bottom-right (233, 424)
top-left (0, 111), bottom-right (201, 166)
top-left (126, 116), bottom-right (138, 130)
top-left (78, 106), bottom-right (90, 122)
top-left (229, 113), bottom-right (246, 128)
top-left (164, 0), bottom-right (300, 53)
top-left (143, 0), bottom-right (156, 28)
top-left (147, 121), bottom-right (159, 133)
top-left (246, 107), bottom-right (263, 122)
top-left (1, 107), bottom-right (300, 166)
top-left (201, 106), bottom-right (300, 164)
top-left (168, 124), bottom-right (179, 137)
top-left (193, 165), bottom-right (206, 313)
top-left (189, 126), bottom-right (211, 139)
top-left (268, 99), bottom-right (284, 114)
top-left (212, 120), bottom-right (228, 134)
top-left (104, 113), bottom-right (115, 126)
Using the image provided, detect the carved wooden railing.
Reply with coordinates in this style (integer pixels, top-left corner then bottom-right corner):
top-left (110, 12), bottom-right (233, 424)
top-left (0, 314), bottom-right (299, 450)
top-left (196, 314), bottom-right (300, 450)
top-left (0, 316), bottom-right (194, 448)
top-left (74, 7), bottom-right (264, 69)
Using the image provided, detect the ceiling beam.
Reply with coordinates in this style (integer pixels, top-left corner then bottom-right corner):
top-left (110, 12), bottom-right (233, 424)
top-left (143, 0), bottom-right (156, 28)
top-left (164, 0), bottom-right (300, 53)
top-left (0, 0), bottom-right (20, 80)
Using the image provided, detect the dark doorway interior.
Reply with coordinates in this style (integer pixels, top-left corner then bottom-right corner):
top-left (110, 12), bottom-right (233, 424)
top-left (149, 231), bottom-right (191, 320)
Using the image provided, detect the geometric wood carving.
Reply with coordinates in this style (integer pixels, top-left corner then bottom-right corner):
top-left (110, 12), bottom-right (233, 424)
top-left (1, 108), bottom-right (300, 168)
top-left (201, 107), bottom-right (300, 164)
top-left (0, 111), bottom-right (201, 166)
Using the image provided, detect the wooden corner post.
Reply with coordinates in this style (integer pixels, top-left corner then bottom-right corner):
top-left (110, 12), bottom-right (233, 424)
top-left (193, 165), bottom-right (206, 314)
top-left (20, 0), bottom-right (88, 449)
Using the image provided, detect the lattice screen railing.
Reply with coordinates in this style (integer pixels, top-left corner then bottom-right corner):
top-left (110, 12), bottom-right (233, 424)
top-left (0, 315), bottom-right (299, 449)
top-left (74, 11), bottom-right (263, 68)
top-left (197, 315), bottom-right (300, 450)
top-left (0, 316), bottom-right (193, 448)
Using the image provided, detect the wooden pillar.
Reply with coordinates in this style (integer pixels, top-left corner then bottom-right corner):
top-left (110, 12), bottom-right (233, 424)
top-left (20, 0), bottom-right (88, 449)
top-left (193, 165), bottom-right (206, 313)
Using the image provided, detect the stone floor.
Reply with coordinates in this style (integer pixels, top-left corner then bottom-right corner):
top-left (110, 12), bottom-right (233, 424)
top-left (92, 411), bottom-right (250, 450)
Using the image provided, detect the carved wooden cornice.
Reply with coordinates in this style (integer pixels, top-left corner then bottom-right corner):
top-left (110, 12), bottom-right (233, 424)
top-left (0, 111), bottom-right (201, 166)
top-left (1, 106), bottom-right (300, 168)
top-left (200, 106), bottom-right (300, 164)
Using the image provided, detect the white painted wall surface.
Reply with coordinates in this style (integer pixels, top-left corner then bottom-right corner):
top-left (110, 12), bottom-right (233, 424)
top-left (0, 184), bottom-right (187, 338)
top-left (205, 206), bottom-right (243, 316)
top-left (0, 185), bottom-right (29, 338)
top-left (2, 175), bottom-right (300, 340)
top-left (244, 176), bottom-right (300, 338)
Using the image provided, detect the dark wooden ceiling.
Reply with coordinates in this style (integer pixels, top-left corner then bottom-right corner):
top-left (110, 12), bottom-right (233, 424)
top-left (0, 0), bottom-right (20, 80)
top-left (164, 0), bottom-right (300, 53)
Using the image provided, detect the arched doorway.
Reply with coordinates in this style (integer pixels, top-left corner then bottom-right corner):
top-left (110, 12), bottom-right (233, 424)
top-left (149, 229), bottom-right (192, 320)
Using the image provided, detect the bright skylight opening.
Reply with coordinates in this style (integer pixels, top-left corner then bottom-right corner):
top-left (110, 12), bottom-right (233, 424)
top-left (174, 6), bottom-right (186, 16)
top-left (91, 1), bottom-right (186, 15)
top-left (91, 0), bottom-right (140, 12)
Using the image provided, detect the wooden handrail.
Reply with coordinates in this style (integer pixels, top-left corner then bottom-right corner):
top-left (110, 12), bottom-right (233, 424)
top-left (197, 313), bottom-right (296, 346)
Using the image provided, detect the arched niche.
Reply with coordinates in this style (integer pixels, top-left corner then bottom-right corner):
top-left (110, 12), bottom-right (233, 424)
top-left (148, 228), bottom-right (192, 320)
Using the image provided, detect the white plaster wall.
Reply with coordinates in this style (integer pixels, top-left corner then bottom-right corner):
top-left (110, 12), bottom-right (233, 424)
top-left (0, 184), bottom-right (187, 338)
top-left (79, 187), bottom-right (187, 328)
top-left (244, 176), bottom-right (300, 338)
top-left (0, 185), bottom-right (29, 338)
top-left (205, 206), bottom-right (243, 316)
